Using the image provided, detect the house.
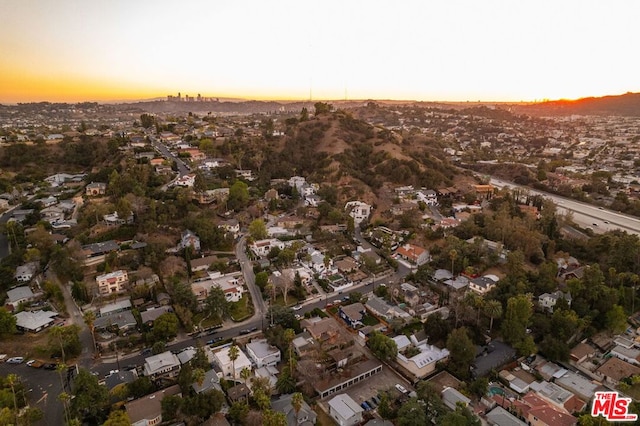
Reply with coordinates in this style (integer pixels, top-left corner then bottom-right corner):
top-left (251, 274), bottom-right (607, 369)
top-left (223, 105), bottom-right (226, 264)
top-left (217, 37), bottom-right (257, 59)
top-left (569, 342), bottom-right (594, 364)
top-left (328, 394), bottom-right (364, 426)
top-left (104, 369), bottom-right (138, 391)
top-left (250, 238), bottom-right (285, 257)
top-left (212, 345), bottom-right (252, 379)
top-left (554, 370), bottom-right (600, 401)
top-left (140, 306), bottom-right (172, 326)
top-left (99, 299), bottom-right (132, 316)
top-left (486, 406), bottom-right (528, 426)
top-left (335, 257), bottom-right (359, 274)
top-left (227, 383), bottom-right (251, 403)
top-left (191, 272), bottom-right (245, 304)
top-left (442, 386), bottom-right (470, 410)
top-left (272, 393), bottom-right (317, 426)
top-left (96, 270), bottom-right (129, 295)
top-left (143, 351), bottom-right (181, 379)
top-left (173, 173), bottom-right (196, 187)
top-left (85, 182), bottom-right (106, 196)
top-left (35, 195), bottom-right (57, 207)
top-left (345, 201), bottom-right (371, 225)
top-left (365, 296), bottom-right (412, 323)
top-left (218, 218), bottom-right (240, 237)
top-left (596, 357), bottom-right (640, 386)
top-left (339, 302), bottom-right (366, 328)
top-left (393, 334), bottom-right (450, 379)
top-left (610, 345), bottom-right (640, 366)
top-left (180, 229), bottom-right (201, 252)
top-left (469, 276), bottom-right (498, 295)
top-left (538, 291), bottom-right (572, 312)
top-left (94, 310), bottom-right (137, 332)
top-left (103, 211), bottom-right (134, 226)
top-left (246, 339), bottom-right (281, 368)
top-left (5, 286), bottom-right (36, 309)
top-left (529, 381), bottom-right (584, 413)
top-left (192, 368), bottom-right (223, 394)
top-left (395, 244), bottom-right (431, 266)
top-left (14, 310), bottom-right (58, 333)
top-left (125, 384), bottom-right (181, 426)
top-left (191, 255), bottom-right (219, 272)
top-left (14, 262), bottom-right (38, 282)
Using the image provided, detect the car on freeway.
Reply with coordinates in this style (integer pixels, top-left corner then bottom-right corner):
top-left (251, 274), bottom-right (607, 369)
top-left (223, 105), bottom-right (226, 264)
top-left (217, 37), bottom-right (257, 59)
top-left (7, 357), bottom-right (24, 364)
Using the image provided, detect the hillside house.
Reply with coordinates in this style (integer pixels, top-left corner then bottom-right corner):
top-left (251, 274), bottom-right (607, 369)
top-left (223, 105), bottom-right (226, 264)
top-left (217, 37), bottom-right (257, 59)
top-left (394, 243), bottom-right (430, 266)
top-left (5, 286), bottom-right (37, 310)
top-left (96, 270), bottom-right (129, 295)
top-left (85, 182), bottom-right (106, 196)
top-left (180, 229), bottom-right (201, 252)
top-left (538, 291), bottom-right (572, 312)
top-left (345, 201), bottom-right (371, 225)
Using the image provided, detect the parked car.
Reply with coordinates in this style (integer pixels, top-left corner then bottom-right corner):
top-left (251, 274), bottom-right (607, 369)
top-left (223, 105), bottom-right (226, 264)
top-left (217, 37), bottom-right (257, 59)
top-left (361, 401), bottom-right (371, 411)
top-left (43, 363), bottom-right (58, 370)
top-left (395, 384), bottom-right (408, 394)
top-left (27, 360), bottom-right (43, 368)
top-left (293, 305), bottom-right (302, 311)
top-left (6, 357), bottom-right (24, 364)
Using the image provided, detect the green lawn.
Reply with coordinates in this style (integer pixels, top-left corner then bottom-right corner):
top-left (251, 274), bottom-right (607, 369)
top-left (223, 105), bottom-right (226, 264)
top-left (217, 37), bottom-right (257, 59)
top-left (362, 313), bottom-right (380, 326)
top-left (193, 313), bottom-right (222, 329)
top-left (230, 294), bottom-right (254, 322)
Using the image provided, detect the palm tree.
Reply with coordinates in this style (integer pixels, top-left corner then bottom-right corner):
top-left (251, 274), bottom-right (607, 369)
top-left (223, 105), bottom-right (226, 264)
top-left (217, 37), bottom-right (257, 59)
top-left (283, 328), bottom-right (296, 374)
top-left (291, 392), bottom-right (304, 423)
top-left (449, 249), bottom-right (458, 276)
top-left (483, 300), bottom-right (503, 332)
top-left (58, 392), bottom-right (71, 425)
top-left (83, 311), bottom-right (97, 355)
top-left (7, 374), bottom-right (19, 425)
top-left (229, 345), bottom-right (240, 381)
top-left (240, 367), bottom-right (252, 386)
top-left (50, 326), bottom-right (66, 363)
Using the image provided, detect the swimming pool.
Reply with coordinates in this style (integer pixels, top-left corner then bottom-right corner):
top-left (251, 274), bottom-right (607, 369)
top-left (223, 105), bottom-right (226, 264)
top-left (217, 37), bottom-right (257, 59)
top-left (488, 386), bottom-right (505, 397)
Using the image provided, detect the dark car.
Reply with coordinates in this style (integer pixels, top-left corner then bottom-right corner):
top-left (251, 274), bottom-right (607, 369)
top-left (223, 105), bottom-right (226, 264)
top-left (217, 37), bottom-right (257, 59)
top-left (207, 337), bottom-right (223, 345)
top-left (43, 363), bottom-right (58, 370)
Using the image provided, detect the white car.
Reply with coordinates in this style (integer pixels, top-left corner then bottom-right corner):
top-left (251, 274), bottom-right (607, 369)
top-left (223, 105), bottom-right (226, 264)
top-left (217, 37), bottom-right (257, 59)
top-left (26, 359), bottom-right (36, 367)
top-left (293, 305), bottom-right (303, 311)
top-left (7, 357), bottom-right (24, 364)
top-left (395, 384), bottom-right (408, 394)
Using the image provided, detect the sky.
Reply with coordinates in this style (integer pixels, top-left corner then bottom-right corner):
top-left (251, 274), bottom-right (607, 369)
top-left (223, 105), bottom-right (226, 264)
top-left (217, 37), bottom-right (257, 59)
top-left (1, 0), bottom-right (638, 103)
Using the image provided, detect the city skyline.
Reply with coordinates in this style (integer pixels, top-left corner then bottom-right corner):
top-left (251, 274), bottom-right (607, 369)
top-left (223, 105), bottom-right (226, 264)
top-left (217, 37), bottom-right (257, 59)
top-left (1, 0), bottom-right (638, 104)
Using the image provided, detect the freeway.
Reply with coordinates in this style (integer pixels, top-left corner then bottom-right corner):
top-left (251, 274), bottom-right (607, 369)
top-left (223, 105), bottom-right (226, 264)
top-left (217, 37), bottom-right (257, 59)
top-left (490, 177), bottom-right (640, 236)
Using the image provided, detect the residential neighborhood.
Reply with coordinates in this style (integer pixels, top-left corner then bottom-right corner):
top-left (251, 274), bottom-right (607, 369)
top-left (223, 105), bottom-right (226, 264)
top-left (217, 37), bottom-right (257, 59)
top-left (1, 99), bottom-right (640, 425)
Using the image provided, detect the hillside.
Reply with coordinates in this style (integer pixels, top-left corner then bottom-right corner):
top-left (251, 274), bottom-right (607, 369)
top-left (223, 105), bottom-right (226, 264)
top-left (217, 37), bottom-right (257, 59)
top-left (259, 109), bottom-right (458, 207)
top-left (514, 92), bottom-right (640, 117)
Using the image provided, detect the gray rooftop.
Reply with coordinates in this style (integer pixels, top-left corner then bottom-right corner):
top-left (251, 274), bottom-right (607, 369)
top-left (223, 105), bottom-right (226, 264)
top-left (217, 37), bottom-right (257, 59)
top-left (328, 394), bottom-right (363, 420)
top-left (6, 286), bottom-right (35, 303)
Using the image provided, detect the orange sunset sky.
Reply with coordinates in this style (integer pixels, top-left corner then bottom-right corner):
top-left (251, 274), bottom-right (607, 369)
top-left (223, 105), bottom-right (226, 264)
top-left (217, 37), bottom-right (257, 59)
top-left (1, 0), bottom-right (638, 104)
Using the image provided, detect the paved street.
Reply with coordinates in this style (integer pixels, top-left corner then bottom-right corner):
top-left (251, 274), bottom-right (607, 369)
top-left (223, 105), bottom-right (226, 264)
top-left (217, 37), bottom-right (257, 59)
top-left (491, 177), bottom-right (640, 236)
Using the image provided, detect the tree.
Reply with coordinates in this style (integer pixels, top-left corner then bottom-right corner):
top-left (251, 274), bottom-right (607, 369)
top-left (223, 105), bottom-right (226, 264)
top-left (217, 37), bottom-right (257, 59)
top-left (49, 324), bottom-right (81, 361)
top-left (291, 392), bottom-right (304, 422)
top-left (483, 300), bottom-right (503, 332)
top-left (103, 409), bottom-right (130, 426)
top-left (469, 377), bottom-right (489, 398)
top-left (255, 271), bottom-right (269, 291)
top-left (368, 331), bottom-right (398, 361)
top-left (127, 377), bottom-right (155, 399)
top-left (70, 369), bottom-right (110, 424)
top-left (0, 308), bottom-right (16, 336)
top-left (441, 404), bottom-right (481, 426)
top-left (446, 327), bottom-right (475, 379)
top-left (83, 311), bottom-right (97, 353)
top-left (606, 304), bottom-right (628, 335)
top-left (228, 180), bottom-right (249, 211)
top-left (397, 398), bottom-right (427, 426)
top-left (161, 395), bottom-right (182, 423)
top-left (240, 367), bottom-right (252, 386)
top-left (152, 312), bottom-right (179, 341)
top-left (6, 374), bottom-right (18, 425)
top-left (263, 409), bottom-right (287, 426)
top-left (229, 345), bottom-right (240, 381)
top-left (249, 219), bottom-right (268, 240)
top-left (424, 312), bottom-right (451, 345)
top-left (449, 249), bottom-right (458, 275)
top-left (314, 102), bottom-right (333, 115)
top-left (501, 294), bottom-right (533, 346)
top-left (204, 287), bottom-right (231, 320)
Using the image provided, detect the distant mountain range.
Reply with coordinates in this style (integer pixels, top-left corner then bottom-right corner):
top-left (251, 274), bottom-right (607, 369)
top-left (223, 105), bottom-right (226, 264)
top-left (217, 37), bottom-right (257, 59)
top-left (511, 92), bottom-right (640, 117)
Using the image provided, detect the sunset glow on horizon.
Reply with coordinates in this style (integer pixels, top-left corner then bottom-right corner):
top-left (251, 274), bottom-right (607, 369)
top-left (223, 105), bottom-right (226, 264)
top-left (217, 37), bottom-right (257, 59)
top-left (1, 0), bottom-right (638, 104)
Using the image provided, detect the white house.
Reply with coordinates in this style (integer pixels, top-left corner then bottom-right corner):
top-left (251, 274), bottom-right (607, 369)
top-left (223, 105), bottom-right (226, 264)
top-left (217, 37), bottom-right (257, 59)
top-left (328, 394), bottom-right (364, 426)
top-left (5, 286), bottom-right (36, 309)
top-left (250, 239), bottom-right (285, 257)
top-left (394, 243), bottom-right (430, 266)
top-left (191, 272), bottom-right (245, 304)
top-left (345, 201), bottom-right (371, 225)
top-left (538, 291), bottom-right (572, 312)
top-left (213, 346), bottom-right (252, 380)
top-left (96, 270), bottom-right (129, 295)
top-left (14, 310), bottom-right (58, 333)
top-left (14, 262), bottom-right (38, 282)
top-left (173, 174), bottom-right (196, 187)
top-left (218, 219), bottom-right (240, 237)
top-left (143, 351), bottom-right (181, 379)
top-left (246, 339), bottom-right (281, 368)
top-left (393, 334), bottom-right (450, 379)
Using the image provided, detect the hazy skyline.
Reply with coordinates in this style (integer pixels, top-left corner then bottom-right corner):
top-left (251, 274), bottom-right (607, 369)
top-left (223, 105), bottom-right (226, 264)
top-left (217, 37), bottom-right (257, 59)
top-left (1, 0), bottom-right (638, 103)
